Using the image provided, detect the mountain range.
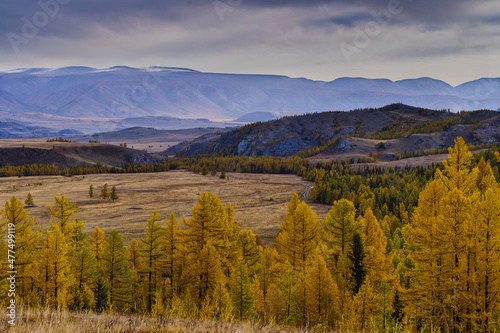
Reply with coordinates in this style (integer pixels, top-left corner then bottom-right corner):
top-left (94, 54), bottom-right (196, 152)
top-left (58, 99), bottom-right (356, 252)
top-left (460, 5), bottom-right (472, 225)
top-left (0, 66), bottom-right (499, 136)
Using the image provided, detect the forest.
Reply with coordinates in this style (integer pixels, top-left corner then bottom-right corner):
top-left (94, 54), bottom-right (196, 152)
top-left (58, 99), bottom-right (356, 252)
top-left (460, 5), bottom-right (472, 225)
top-left (2, 138), bottom-right (500, 332)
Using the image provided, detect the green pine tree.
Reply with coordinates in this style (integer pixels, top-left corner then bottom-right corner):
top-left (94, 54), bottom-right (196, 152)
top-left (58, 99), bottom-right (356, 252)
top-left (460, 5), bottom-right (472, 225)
top-left (110, 186), bottom-right (118, 202)
top-left (25, 192), bottom-right (34, 206)
top-left (349, 232), bottom-right (366, 294)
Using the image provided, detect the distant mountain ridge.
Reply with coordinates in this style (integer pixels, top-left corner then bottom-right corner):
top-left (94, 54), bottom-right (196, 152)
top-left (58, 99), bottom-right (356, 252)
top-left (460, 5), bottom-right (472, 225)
top-left (0, 66), bottom-right (499, 135)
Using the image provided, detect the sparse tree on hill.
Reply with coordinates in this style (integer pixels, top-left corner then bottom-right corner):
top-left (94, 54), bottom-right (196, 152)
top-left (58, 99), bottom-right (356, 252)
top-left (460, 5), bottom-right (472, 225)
top-left (89, 184), bottom-right (94, 198)
top-left (110, 186), bottom-right (118, 202)
top-left (100, 184), bottom-right (110, 200)
top-left (25, 192), bottom-right (34, 206)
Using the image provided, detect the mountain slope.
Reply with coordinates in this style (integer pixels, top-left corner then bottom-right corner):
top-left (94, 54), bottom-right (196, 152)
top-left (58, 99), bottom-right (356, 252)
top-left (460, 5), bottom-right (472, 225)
top-left (165, 104), bottom-right (500, 159)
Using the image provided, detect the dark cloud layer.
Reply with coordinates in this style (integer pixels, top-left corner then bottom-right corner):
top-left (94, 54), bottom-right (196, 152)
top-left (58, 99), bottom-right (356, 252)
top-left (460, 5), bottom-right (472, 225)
top-left (0, 0), bottom-right (498, 84)
top-left (0, 0), bottom-right (488, 34)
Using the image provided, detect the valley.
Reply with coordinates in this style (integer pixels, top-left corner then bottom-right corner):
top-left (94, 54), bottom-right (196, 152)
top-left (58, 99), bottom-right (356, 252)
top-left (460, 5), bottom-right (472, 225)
top-left (0, 170), bottom-right (329, 245)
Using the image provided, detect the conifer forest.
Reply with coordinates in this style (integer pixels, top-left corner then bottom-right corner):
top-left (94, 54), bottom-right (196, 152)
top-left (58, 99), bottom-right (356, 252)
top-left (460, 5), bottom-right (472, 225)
top-left (2, 138), bottom-right (500, 332)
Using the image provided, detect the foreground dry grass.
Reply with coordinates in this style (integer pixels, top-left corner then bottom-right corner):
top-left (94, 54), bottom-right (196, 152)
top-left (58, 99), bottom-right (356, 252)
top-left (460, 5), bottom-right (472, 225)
top-left (0, 307), bottom-right (330, 333)
top-left (0, 170), bottom-right (329, 245)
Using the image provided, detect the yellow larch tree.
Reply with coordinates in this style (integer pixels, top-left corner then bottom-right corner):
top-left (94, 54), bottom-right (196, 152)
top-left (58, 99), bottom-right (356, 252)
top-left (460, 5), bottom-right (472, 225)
top-left (89, 226), bottom-right (107, 312)
top-left (237, 229), bottom-right (262, 277)
top-left (127, 238), bottom-right (145, 312)
top-left (276, 197), bottom-right (319, 270)
top-left (210, 270), bottom-right (233, 321)
top-left (162, 212), bottom-right (182, 299)
top-left (403, 179), bottom-right (447, 328)
top-left (183, 240), bottom-right (222, 306)
top-left (305, 248), bottom-right (339, 327)
top-left (139, 209), bottom-right (164, 313)
top-left (67, 218), bottom-right (95, 310)
top-left (276, 262), bottom-right (298, 325)
top-left (103, 230), bottom-right (131, 312)
top-left (48, 195), bottom-right (78, 236)
top-left (352, 280), bottom-right (377, 332)
top-left (404, 137), bottom-right (500, 332)
top-left (1, 196), bottom-right (41, 305)
top-left (361, 208), bottom-right (389, 286)
top-left (474, 158), bottom-right (500, 331)
top-left (38, 225), bottom-right (71, 309)
top-left (230, 259), bottom-right (255, 320)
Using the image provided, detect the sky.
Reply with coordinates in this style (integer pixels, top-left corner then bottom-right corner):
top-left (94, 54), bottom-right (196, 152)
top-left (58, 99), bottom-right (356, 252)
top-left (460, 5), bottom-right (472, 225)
top-left (0, 0), bottom-right (499, 86)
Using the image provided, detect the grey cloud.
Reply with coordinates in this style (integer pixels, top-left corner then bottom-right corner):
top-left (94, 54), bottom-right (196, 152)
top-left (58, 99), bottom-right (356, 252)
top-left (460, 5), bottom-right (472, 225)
top-left (0, 0), bottom-right (498, 85)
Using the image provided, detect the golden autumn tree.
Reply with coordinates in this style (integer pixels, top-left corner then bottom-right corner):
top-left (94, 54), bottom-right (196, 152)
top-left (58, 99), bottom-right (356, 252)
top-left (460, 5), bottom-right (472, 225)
top-left (321, 199), bottom-right (358, 293)
top-left (181, 193), bottom-right (239, 304)
top-left (404, 137), bottom-right (500, 332)
top-left (162, 212), bottom-right (182, 298)
top-left (38, 225), bottom-right (71, 309)
top-left (474, 159), bottom-right (500, 330)
top-left (276, 195), bottom-right (319, 270)
top-left (48, 195), bottom-right (78, 236)
top-left (184, 240), bottom-right (222, 306)
top-left (67, 218), bottom-right (95, 310)
top-left (352, 280), bottom-right (377, 332)
top-left (140, 209), bottom-right (164, 313)
top-left (237, 229), bottom-right (262, 277)
top-left (1, 196), bottom-right (41, 305)
top-left (305, 248), bottom-right (338, 326)
top-left (89, 226), bottom-right (107, 312)
top-left (230, 259), bottom-right (255, 320)
top-left (103, 230), bottom-right (131, 312)
top-left (127, 238), bottom-right (145, 312)
top-left (360, 208), bottom-right (389, 286)
top-left (211, 270), bottom-right (233, 321)
top-left (253, 246), bottom-right (278, 320)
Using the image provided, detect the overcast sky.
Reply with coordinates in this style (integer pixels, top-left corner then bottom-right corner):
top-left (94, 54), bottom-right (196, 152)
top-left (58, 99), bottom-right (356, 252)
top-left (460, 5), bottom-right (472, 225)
top-left (0, 0), bottom-right (499, 85)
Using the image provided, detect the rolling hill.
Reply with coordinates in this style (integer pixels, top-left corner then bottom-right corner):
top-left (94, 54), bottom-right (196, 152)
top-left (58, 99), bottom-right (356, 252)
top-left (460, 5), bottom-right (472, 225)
top-left (0, 140), bottom-right (156, 168)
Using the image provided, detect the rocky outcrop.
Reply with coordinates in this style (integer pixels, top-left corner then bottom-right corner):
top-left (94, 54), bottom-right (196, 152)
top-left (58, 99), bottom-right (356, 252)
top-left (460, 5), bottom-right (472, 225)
top-left (333, 137), bottom-right (353, 152)
top-left (129, 153), bottom-right (158, 165)
top-left (473, 123), bottom-right (500, 143)
top-left (263, 137), bottom-right (308, 157)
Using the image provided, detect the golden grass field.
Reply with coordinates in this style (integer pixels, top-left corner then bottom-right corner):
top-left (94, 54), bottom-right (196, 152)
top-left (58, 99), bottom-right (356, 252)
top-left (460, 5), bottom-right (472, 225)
top-left (0, 170), bottom-right (330, 245)
top-left (0, 306), bottom-right (338, 333)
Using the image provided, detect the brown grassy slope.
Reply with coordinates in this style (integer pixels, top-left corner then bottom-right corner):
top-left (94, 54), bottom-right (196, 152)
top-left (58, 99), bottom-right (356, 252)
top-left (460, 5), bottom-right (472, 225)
top-left (308, 127), bottom-right (478, 164)
top-left (0, 170), bottom-right (329, 245)
top-left (74, 127), bottom-right (232, 153)
top-left (0, 148), bottom-right (82, 168)
top-left (0, 139), bottom-right (149, 167)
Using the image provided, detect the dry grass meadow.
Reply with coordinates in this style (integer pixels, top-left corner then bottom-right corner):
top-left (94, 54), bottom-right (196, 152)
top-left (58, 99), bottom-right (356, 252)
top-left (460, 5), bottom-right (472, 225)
top-left (0, 306), bottom-right (339, 333)
top-left (0, 170), bottom-right (330, 245)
